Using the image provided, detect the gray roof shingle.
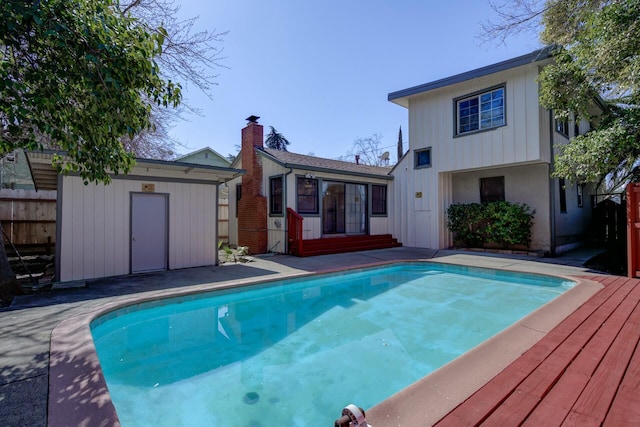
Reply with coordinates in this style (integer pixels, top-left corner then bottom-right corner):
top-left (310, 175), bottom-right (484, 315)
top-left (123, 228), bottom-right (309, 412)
top-left (259, 147), bottom-right (392, 178)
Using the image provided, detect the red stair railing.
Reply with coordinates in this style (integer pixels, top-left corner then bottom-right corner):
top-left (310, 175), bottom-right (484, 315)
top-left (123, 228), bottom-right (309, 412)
top-left (287, 208), bottom-right (304, 256)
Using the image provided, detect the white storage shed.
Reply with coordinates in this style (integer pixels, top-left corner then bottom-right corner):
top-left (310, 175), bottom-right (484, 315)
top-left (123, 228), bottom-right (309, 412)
top-left (26, 151), bottom-right (243, 283)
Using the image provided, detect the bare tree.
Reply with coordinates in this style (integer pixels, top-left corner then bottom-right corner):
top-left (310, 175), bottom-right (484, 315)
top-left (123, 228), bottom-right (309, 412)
top-left (120, 0), bottom-right (227, 159)
top-left (339, 134), bottom-right (389, 166)
top-left (121, 103), bottom-right (182, 159)
top-left (479, 0), bottom-right (547, 45)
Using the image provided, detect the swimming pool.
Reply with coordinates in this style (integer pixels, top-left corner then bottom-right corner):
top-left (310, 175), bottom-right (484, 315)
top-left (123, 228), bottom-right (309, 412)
top-left (90, 262), bottom-right (575, 426)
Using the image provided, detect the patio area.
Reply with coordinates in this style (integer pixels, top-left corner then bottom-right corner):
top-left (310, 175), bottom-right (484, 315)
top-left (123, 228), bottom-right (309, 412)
top-left (1, 246), bottom-right (636, 426)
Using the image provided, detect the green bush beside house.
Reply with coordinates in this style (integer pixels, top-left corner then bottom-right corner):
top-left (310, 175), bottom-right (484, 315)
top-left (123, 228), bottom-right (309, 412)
top-left (446, 202), bottom-right (535, 249)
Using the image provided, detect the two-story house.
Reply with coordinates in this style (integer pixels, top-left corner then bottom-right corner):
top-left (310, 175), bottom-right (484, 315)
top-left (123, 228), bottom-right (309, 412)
top-left (388, 47), bottom-right (595, 254)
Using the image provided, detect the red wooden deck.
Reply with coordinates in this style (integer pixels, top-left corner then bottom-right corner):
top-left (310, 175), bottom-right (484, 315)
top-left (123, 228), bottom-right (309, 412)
top-left (434, 275), bottom-right (640, 426)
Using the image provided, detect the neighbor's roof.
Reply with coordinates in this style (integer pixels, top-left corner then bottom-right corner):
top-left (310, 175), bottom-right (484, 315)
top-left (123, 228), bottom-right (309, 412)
top-left (174, 146), bottom-right (231, 166)
top-left (259, 148), bottom-right (393, 180)
top-left (388, 46), bottom-right (554, 107)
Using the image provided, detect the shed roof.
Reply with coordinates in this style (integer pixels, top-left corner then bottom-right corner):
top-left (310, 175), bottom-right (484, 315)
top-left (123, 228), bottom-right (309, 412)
top-left (26, 150), bottom-right (244, 191)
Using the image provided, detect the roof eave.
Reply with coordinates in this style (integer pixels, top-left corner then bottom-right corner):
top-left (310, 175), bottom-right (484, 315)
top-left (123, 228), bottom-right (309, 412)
top-left (388, 46), bottom-right (554, 104)
top-left (257, 149), bottom-right (392, 180)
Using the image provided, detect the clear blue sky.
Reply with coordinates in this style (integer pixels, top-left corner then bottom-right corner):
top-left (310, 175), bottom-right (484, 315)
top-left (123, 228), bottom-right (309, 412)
top-left (169, 1), bottom-right (542, 161)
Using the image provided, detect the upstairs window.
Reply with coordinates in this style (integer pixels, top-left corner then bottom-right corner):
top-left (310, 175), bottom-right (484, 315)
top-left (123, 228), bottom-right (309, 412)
top-left (414, 148), bottom-right (432, 169)
top-left (555, 118), bottom-right (569, 137)
top-left (456, 86), bottom-right (505, 135)
top-left (269, 176), bottom-right (283, 215)
top-left (371, 185), bottom-right (387, 216)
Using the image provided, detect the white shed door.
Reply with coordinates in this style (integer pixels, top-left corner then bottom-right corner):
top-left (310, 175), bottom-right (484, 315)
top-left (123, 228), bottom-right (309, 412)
top-left (131, 193), bottom-right (168, 273)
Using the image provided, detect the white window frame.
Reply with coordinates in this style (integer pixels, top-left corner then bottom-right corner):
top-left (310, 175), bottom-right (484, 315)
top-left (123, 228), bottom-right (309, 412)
top-left (455, 85), bottom-right (506, 136)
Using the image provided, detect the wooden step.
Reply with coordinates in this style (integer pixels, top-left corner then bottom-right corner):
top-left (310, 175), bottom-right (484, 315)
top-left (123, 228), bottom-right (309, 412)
top-left (297, 234), bottom-right (401, 257)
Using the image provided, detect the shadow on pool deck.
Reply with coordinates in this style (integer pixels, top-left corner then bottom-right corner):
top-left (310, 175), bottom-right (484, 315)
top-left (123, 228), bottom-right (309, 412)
top-left (0, 246), bottom-right (611, 427)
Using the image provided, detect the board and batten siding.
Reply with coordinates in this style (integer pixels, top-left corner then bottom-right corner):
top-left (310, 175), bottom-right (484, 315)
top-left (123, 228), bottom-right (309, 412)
top-left (262, 159), bottom-right (288, 252)
top-left (408, 65), bottom-right (547, 174)
top-left (392, 62), bottom-right (551, 250)
top-left (389, 155), bottom-right (435, 248)
top-left (58, 176), bottom-right (217, 282)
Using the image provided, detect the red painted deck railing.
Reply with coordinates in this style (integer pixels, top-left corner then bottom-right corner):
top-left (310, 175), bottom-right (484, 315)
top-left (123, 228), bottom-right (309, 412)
top-left (287, 207), bottom-right (304, 256)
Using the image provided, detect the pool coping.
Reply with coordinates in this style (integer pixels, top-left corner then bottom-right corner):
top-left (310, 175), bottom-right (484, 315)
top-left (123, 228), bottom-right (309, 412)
top-left (47, 260), bottom-right (604, 427)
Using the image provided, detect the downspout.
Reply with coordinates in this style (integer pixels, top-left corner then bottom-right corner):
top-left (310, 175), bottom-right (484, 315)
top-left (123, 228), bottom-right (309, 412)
top-left (548, 109), bottom-right (557, 256)
top-left (283, 166), bottom-right (294, 253)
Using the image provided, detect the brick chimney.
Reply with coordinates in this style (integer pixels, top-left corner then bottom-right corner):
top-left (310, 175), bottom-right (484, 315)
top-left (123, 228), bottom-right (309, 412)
top-left (237, 115), bottom-right (268, 254)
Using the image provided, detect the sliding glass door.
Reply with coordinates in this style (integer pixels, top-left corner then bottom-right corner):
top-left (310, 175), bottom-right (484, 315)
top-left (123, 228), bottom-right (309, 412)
top-left (322, 181), bottom-right (367, 235)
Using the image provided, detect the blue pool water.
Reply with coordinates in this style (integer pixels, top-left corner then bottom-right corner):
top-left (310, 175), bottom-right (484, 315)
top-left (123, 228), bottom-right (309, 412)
top-left (91, 262), bottom-right (574, 426)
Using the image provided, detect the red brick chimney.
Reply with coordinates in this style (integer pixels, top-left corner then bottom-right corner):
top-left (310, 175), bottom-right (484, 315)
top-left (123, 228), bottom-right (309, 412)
top-left (237, 115), bottom-right (268, 254)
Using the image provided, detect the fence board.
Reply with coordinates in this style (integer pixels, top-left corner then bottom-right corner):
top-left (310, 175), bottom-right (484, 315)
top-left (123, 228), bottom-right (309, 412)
top-left (1, 189), bottom-right (56, 254)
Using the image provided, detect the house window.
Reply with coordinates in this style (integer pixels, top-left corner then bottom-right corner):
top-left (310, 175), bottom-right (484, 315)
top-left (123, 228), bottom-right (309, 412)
top-left (297, 177), bottom-right (318, 214)
top-left (480, 176), bottom-right (505, 203)
top-left (371, 185), bottom-right (387, 215)
top-left (559, 178), bottom-right (567, 213)
top-left (574, 120), bottom-right (580, 137)
top-left (556, 118), bottom-right (569, 137)
top-left (414, 148), bottom-right (431, 169)
top-left (269, 176), bottom-right (283, 215)
top-left (235, 184), bottom-right (242, 217)
top-left (456, 86), bottom-right (505, 135)
top-left (577, 184), bottom-right (584, 208)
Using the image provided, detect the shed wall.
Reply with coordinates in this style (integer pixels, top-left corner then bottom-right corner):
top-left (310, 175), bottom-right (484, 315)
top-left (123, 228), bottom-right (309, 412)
top-left (59, 176), bottom-right (217, 282)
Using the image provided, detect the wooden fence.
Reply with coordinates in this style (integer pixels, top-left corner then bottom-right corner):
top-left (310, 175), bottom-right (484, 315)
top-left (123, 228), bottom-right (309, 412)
top-left (1, 189), bottom-right (57, 255)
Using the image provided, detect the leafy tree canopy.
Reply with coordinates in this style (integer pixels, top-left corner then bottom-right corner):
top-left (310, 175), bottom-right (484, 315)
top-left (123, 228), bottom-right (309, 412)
top-left (486, 0), bottom-right (640, 189)
top-left (0, 0), bottom-right (182, 184)
top-left (539, 0), bottom-right (640, 188)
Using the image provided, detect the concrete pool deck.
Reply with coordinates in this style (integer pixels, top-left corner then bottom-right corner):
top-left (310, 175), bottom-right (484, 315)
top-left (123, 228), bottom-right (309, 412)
top-left (0, 247), bottom-right (609, 426)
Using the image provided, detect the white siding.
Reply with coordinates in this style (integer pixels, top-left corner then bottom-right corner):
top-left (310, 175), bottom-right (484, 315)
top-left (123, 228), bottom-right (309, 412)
top-left (409, 66), bottom-right (546, 174)
top-left (227, 177), bottom-right (241, 247)
top-left (262, 158), bottom-right (289, 252)
top-left (59, 176), bottom-right (218, 282)
top-left (369, 217), bottom-right (388, 235)
top-left (391, 62), bottom-right (554, 250)
top-left (451, 164), bottom-right (552, 251)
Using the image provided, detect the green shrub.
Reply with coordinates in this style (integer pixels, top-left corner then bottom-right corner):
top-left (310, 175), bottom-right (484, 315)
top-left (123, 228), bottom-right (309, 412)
top-left (446, 203), bottom-right (487, 247)
top-left (446, 202), bottom-right (535, 248)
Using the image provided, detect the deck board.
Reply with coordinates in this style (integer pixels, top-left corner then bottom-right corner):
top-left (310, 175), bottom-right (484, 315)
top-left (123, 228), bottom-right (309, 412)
top-left (434, 275), bottom-right (640, 427)
top-left (523, 276), bottom-right (640, 425)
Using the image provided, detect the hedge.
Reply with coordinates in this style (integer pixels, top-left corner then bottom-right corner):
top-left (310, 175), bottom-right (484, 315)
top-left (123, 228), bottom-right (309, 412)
top-left (446, 201), bottom-right (535, 248)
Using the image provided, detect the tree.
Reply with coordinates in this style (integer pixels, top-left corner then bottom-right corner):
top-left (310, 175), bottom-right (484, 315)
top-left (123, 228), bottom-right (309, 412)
top-left (0, 0), bottom-right (181, 298)
top-left (120, 0), bottom-right (226, 159)
top-left (397, 126), bottom-right (404, 162)
top-left (340, 134), bottom-right (388, 166)
top-left (484, 0), bottom-right (640, 190)
top-left (265, 126), bottom-right (291, 151)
